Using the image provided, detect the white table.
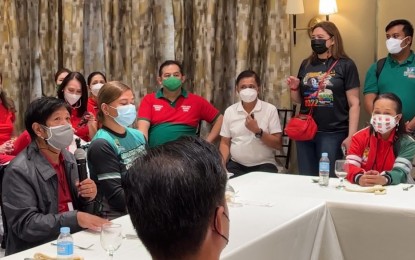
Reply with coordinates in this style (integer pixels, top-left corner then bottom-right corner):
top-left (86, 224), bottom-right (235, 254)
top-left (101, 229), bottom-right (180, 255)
top-left (225, 172), bottom-right (415, 260)
top-left (3, 172), bottom-right (415, 260)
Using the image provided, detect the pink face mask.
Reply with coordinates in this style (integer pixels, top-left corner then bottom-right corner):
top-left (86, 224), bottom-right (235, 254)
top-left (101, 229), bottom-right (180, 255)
top-left (370, 114), bottom-right (398, 134)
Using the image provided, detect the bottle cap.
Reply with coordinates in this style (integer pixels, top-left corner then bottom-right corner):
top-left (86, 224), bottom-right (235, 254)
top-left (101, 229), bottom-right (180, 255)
top-left (322, 152), bottom-right (328, 157)
top-left (60, 227), bottom-right (70, 234)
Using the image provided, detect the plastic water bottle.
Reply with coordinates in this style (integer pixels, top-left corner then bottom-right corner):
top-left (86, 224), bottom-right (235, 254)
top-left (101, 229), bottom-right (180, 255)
top-left (319, 152), bottom-right (330, 187)
top-left (57, 227), bottom-right (73, 259)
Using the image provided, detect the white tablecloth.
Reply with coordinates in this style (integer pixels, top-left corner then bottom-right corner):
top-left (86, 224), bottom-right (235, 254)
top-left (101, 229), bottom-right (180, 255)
top-left (3, 172), bottom-right (415, 260)
top-left (225, 173), bottom-right (415, 260)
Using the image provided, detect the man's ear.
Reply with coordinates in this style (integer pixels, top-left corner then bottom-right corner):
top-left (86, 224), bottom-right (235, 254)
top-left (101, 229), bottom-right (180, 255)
top-left (157, 76), bottom-right (163, 85)
top-left (405, 36), bottom-right (412, 47)
top-left (32, 122), bottom-right (46, 138)
top-left (181, 75), bottom-right (186, 83)
top-left (212, 206), bottom-right (225, 233)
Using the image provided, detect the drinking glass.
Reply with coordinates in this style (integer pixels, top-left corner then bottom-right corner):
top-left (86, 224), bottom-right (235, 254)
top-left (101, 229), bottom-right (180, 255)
top-left (101, 223), bottom-right (123, 259)
top-left (335, 160), bottom-right (348, 189)
top-left (225, 172), bottom-right (235, 203)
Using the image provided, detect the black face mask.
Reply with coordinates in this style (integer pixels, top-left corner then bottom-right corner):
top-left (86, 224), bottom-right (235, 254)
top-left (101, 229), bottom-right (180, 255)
top-left (311, 39), bottom-right (329, 54)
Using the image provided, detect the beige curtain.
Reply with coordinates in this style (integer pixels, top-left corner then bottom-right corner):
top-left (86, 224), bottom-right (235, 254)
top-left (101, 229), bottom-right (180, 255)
top-left (172, 0), bottom-right (291, 111)
top-left (0, 0), bottom-right (290, 132)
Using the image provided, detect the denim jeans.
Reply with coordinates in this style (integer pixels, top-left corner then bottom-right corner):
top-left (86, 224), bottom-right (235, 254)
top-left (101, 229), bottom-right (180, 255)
top-left (295, 131), bottom-right (347, 177)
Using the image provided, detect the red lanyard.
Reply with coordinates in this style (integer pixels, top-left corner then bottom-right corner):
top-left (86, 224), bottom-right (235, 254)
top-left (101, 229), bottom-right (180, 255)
top-left (318, 59), bottom-right (339, 89)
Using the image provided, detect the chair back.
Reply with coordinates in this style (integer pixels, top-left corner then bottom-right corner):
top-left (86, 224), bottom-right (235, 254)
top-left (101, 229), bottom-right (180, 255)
top-left (275, 104), bottom-right (297, 171)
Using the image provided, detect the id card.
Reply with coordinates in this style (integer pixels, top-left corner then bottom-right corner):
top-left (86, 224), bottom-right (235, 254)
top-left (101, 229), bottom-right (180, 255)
top-left (67, 202), bottom-right (74, 211)
top-left (404, 67), bottom-right (415, 78)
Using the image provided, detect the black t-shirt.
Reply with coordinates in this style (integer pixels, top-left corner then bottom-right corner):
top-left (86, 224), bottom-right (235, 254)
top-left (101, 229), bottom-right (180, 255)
top-left (297, 57), bottom-right (360, 132)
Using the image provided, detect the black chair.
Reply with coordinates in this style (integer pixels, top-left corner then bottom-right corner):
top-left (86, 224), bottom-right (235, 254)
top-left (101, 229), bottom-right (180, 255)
top-left (0, 164), bottom-right (7, 249)
top-left (196, 121), bottom-right (202, 137)
top-left (275, 104), bottom-right (297, 171)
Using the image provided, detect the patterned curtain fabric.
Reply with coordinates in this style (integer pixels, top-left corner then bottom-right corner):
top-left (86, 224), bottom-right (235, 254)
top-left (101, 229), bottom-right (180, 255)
top-left (0, 0), bottom-right (290, 132)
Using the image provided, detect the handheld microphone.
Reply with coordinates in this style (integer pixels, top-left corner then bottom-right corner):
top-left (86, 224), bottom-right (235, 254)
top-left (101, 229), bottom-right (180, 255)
top-left (74, 138), bottom-right (88, 182)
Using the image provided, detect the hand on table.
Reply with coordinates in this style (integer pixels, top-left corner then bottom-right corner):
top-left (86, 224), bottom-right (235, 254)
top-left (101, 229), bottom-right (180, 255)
top-left (77, 211), bottom-right (110, 231)
top-left (358, 174), bottom-right (387, 186)
top-left (364, 170), bottom-right (380, 175)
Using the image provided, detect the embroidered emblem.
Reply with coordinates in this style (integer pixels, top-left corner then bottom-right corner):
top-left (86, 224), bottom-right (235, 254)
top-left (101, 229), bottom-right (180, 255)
top-left (153, 105), bottom-right (163, 111)
top-left (181, 105), bottom-right (191, 112)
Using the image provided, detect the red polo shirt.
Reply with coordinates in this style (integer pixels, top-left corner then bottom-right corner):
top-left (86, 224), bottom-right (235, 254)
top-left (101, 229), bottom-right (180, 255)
top-left (42, 152), bottom-right (73, 213)
top-left (138, 88), bottom-right (220, 147)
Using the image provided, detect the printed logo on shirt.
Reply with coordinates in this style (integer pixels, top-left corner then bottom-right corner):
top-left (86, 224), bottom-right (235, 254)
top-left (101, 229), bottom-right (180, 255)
top-left (404, 67), bottom-right (415, 78)
top-left (181, 105), bottom-right (191, 112)
top-left (121, 145), bottom-right (146, 170)
top-left (302, 71), bottom-right (334, 107)
top-left (153, 105), bottom-right (163, 111)
top-left (362, 146), bottom-right (370, 164)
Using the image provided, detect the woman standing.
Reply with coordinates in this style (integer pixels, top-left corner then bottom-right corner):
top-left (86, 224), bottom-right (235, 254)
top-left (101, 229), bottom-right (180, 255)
top-left (87, 71), bottom-right (107, 116)
top-left (57, 72), bottom-right (97, 141)
top-left (346, 93), bottom-right (415, 186)
top-left (287, 21), bottom-right (360, 177)
top-left (87, 81), bottom-right (146, 219)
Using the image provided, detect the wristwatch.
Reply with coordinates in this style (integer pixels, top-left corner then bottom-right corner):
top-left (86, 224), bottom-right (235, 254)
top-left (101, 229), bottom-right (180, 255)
top-left (255, 128), bottom-right (263, 138)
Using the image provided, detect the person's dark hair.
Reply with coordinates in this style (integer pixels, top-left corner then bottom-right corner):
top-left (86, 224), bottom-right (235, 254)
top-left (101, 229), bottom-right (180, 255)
top-left (385, 19), bottom-right (414, 40)
top-left (235, 70), bottom-right (261, 86)
top-left (372, 93), bottom-right (406, 143)
top-left (57, 72), bottom-right (88, 118)
top-left (308, 21), bottom-right (349, 63)
top-left (158, 60), bottom-right (183, 77)
top-left (125, 136), bottom-right (227, 259)
top-left (54, 68), bottom-right (72, 83)
top-left (0, 73), bottom-right (12, 110)
top-left (87, 71), bottom-right (107, 86)
top-left (25, 97), bottom-right (71, 139)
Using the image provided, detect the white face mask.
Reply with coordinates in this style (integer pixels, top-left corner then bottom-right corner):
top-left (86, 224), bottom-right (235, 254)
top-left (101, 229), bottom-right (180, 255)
top-left (370, 114), bottom-right (398, 134)
top-left (64, 92), bottom-right (82, 106)
top-left (239, 88), bottom-right (258, 103)
top-left (91, 83), bottom-right (104, 97)
top-left (386, 37), bottom-right (408, 54)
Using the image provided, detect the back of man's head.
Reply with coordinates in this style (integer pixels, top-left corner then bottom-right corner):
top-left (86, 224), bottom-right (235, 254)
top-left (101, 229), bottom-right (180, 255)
top-left (125, 136), bottom-right (228, 259)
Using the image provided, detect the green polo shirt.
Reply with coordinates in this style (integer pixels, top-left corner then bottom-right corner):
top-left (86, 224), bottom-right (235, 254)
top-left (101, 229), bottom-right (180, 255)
top-left (364, 51), bottom-right (415, 122)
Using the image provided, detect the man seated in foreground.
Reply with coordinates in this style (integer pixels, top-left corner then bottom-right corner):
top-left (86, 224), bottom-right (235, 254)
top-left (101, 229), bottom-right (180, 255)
top-left (2, 97), bottom-right (109, 255)
top-left (125, 136), bottom-right (229, 260)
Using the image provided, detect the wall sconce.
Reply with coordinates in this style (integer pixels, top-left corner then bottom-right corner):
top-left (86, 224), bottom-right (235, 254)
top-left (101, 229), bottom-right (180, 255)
top-left (286, 0), bottom-right (338, 45)
top-left (319, 0), bottom-right (338, 21)
top-left (286, 0), bottom-right (304, 46)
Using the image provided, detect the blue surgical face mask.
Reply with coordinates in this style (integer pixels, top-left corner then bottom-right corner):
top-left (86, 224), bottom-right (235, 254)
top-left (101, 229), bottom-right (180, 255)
top-left (109, 104), bottom-right (137, 127)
